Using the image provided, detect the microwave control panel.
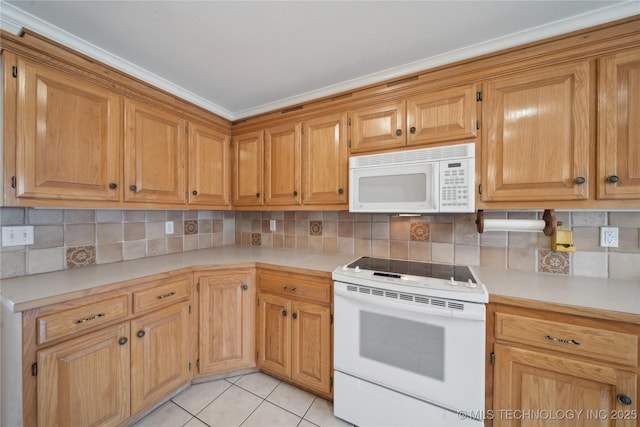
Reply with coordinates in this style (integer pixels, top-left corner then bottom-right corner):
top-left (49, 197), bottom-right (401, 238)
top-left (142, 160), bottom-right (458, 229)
top-left (440, 159), bottom-right (473, 212)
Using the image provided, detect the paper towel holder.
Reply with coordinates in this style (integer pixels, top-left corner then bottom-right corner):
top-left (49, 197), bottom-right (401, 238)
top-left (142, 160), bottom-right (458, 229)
top-left (476, 209), bottom-right (556, 236)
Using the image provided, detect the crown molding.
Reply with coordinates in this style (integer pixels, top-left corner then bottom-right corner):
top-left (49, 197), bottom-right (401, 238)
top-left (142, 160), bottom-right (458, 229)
top-left (2, 0), bottom-right (639, 121)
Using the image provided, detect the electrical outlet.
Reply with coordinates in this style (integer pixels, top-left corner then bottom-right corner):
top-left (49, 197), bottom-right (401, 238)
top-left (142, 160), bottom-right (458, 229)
top-left (600, 227), bottom-right (618, 248)
top-left (165, 221), bottom-right (174, 235)
top-left (270, 219), bottom-right (276, 231)
top-left (2, 226), bottom-right (34, 246)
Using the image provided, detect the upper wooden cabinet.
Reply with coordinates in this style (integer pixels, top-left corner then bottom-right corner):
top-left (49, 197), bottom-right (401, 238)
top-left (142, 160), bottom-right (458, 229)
top-left (14, 57), bottom-right (122, 202)
top-left (232, 130), bottom-right (264, 206)
top-left (124, 99), bottom-right (187, 204)
top-left (188, 122), bottom-right (231, 206)
top-left (302, 112), bottom-right (349, 205)
top-left (598, 48), bottom-right (640, 200)
top-left (349, 84), bottom-right (478, 154)
top-left (264, 123), bottom-right (302, 205)
top-left (481, 61), bottom-right (593, 202)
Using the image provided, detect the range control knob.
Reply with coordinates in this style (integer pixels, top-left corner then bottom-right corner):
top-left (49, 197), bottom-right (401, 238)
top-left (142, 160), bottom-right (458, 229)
top-left (449, 277), bottom-right (458, 286)
top-left (466, 279), bottom-right (477, 288)
top-left (354, 266), bottom-right (361, 273)
top-left (342, 264), bottom-right (349, 271)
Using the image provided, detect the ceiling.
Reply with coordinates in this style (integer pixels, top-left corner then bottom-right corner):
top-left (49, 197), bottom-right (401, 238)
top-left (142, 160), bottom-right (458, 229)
top-left (2, 1), bottom-right (639, 120)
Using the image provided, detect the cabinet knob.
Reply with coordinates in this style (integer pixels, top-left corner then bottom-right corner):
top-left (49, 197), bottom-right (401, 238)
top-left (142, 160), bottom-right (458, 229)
top-left (292, 312), bottom-right (298, 319)
top-left (617, 394), bottom-right (633, 406)
top-left (108, 182), bottom-right (118, 190)
top-left (137, 330), bottom-right (146, 338)
top-left (338, 188), bottom-right (344, 194)
top-left (607, 175), bottom-right (620, 184)
top-left (129, 185), bottom-right (138, 192)
top-left (395, 129), bottom-right (402, 136)
top-left (242, 284), bottom-right (248, 291)
top-left (118, 337), bottom-right (128, 346)
top-left (573, 177), bottom-right (586, 185)
top-left (409, 126), bottom-right (416, 134)
top-left (282, 310), bottom-right (287, 317)
top-left (192, 190), bottom-right (198, 196)
top-left (256, 192), bottom-right (261, 198)
top-left (293, 191), bottom-right (298, 196)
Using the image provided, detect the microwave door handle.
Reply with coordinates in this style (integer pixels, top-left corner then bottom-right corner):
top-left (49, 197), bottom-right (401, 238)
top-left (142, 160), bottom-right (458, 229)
top-left (334, 288), bottom-right (485, 321)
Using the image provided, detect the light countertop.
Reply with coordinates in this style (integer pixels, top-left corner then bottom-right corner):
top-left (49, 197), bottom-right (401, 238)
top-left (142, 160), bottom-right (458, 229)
top-left (2, 246), bottom-right (639, 322)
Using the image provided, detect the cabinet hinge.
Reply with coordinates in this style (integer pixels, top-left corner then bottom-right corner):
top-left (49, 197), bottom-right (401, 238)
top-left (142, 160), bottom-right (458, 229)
top-left (12, 66), bottom-right (17, 78)
top-left (348, 140), bottom-right (352, 148)
top-left (256, 351), bottom-right (259, 359)
top-left (189, 305), bottom-right (192, 314)
top-left (476, 120), bottom-right (480, 130)
top-left (330, 314), bottom-right (333, 324)
top-left (196, 359), bottom-right (200, 369)
top-left (257, 298), bottom-right (259, 306)
top-left (189, 362), bottom-right (192, 371)
top-left (478, 184), bottom-right (483, 195)
top-left (348, 118), bottom-right (351, 126)
top-left (11, 176), bottom-right (16, 189)
top-left (197, 283), bottom-right (200, 292)
top-left (490, 352), bottom-right (495, 365)
top-left (32, 363), bottom-right (37, 376)
top-left (330, 376), bottom-right (333, 387)
top-left (476, 91), bottom-right (483, 102)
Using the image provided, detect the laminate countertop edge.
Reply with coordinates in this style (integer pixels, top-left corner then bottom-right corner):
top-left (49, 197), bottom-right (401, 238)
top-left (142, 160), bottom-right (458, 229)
top-left (1, 246), bottom-right (639, 323)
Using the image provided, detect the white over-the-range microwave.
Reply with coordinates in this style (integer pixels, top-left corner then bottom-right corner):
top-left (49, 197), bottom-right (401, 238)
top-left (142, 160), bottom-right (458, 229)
top-left (349, 142), bottom-right (475, 213)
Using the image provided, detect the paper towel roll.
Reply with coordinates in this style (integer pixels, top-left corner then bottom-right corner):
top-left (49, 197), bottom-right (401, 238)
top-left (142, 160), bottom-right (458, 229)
top-left (482, 219), bottom-right (546, 232)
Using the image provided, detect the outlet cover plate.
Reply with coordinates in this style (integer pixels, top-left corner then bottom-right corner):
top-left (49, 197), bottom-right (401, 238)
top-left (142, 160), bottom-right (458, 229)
top-left (165, 221), bottom-right (174, 235)
top-left (600, 227), bottom-right (619, 248)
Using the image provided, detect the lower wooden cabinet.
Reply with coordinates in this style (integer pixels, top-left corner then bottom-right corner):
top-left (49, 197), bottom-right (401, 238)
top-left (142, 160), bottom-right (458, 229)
top-left (256, 269), bottom-right (332, 398)
top-left (491, 304), bottom-right (639, 427)
top-left (196, 271), bottom-right (256, 376)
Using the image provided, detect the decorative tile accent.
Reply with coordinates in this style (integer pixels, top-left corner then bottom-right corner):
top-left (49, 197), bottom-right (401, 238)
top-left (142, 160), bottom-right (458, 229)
top-left (251, 233), bottom-right (262, 246)
top-left (67, 245), bottom-right (96, 269)
top-left (184, 220), bottom-right (198, 235)
top-left (309, 221), bottom-right (323, 236)
top-left (538, 250), bottom-right (570, 274)
top-left (410, 223), bottom-right (429, 241)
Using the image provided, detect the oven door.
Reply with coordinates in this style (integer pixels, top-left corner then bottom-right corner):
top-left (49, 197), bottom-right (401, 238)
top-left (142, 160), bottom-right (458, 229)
top-left (333, 282), bottom-right (486, 414)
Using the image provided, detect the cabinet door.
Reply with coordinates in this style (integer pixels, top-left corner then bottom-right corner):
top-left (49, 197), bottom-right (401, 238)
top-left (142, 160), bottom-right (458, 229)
top-left (15, 58), bottom-right (121, 202)
top-left (124, 99), bottom-right (186, 204)
top-left (232, 131), bottom-right (264, 206)
top-left (131, 302), bottom-right (190, 414)
top-left (199, 273), bottom-right (255, 375)
top-left (188, 122), bottom-right (231, 206)
top-left (406, 84), bottom-right (478, 146)
top-left (494, 344), bottom-right (637, 427)
top-left (256, 293), bottom-right (291, 377)
top-left (37, 323), bottom-right (130, 427)
top-left (598, 48), bottom-right (640, 199)
top-left (482, 61), bottom-right (593, 202)
top-left (349, 101), bottom-right (406, 153)
top-left (264, 123), bottom-right (302, 205)
top-left (302, 112), bottom-right (348, 205)
top-left (291, 301), bottom-right (332, 395)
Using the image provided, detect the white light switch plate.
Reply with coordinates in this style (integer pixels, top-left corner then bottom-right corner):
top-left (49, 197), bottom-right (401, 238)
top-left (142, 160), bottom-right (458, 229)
top-left (2, 226), bottom-right (34, 246)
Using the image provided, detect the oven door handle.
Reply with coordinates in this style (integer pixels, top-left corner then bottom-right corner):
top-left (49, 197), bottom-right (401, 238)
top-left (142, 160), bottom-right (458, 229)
top-left (334, 289), bottom-right (485, 321)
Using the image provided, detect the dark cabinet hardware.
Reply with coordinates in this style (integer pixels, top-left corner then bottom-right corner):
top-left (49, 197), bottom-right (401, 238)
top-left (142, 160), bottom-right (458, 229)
top-left (395, 129), bottom-right (402, 136)
top-left (129, 185), bottom-right (138, 192)
top-left (282, 310), bottom-right (287, 317)
top-left (409, 126), bottom-right (416, 134)
top-left (192, 190), bottom-right (198, 196)
top-left (118, 337), bottom-right (128, 346)
top-left (573, 177), bottom-right (586, 185)
top-left (338, 188), bottom-right (344, 194)
top-left (157, 291), bottom-right (176, 300)
top-left (617, 394), bottom-right (633, 405)
top-left (607, 175), bottom-right (620, 184)
top-left (292, 312), bottom-right (298, 319)
top-left (293, 191), bottom-right (298, 196)
top-left (109, 183), bottom-right (117, 190)
top-left (137, 330), bottom-right (146, 338)
top-left (242, 284), bottom-right (249, 290)
top-left (256, 192), bottom-right (260, 198)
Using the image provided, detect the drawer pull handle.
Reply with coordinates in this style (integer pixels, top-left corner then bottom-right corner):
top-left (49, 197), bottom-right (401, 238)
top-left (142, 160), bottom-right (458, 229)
top-left (283, 286), bottom-right (297, 292)
top-left (617, 394), bottom-right (633, 406)
top-left (76, 313), bottom-right (105, 324)
top-left (545, 335), bottom-right (580, 346)
top-left (157, 291), bottom-right (176, 300)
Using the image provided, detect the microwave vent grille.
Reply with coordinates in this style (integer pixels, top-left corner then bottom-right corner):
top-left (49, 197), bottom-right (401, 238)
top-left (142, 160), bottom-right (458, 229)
top-left (351, 143), bottom-right (474, 168)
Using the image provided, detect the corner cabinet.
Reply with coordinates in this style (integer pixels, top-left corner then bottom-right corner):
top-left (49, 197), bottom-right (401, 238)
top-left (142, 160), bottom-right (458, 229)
top-left (124, 99), bottom-right (187, 204)
top-left (491, 304), bottom-right (639, 427)
top-left (12, 56), bottom-right (122, 202)
top-left (256, 269), bottom-right (332, 398)
top-left (481, 61), bottom-right (593, 202)
top-left (195, 270), bottom-right (256, 376)
top-left (598, 47), bottom-right (640, 200)
top-left (232, 130), bottom-right (265, 207)
top-left (188, 122), bottom-right (231, 206)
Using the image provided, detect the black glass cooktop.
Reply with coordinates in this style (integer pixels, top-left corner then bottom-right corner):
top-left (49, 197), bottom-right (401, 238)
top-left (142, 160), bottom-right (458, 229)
top-left (346, 257), bottom-right (475, 283)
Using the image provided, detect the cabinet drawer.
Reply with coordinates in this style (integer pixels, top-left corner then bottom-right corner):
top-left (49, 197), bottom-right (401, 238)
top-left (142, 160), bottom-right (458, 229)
top-left (259, 272), bottom-right (331, 304)
top-left (132, 277), bottom-right (190, 313)
top-left (37, 295), bottom-right (129, 345)
top-left (495, 312), bottom-right (638, 367)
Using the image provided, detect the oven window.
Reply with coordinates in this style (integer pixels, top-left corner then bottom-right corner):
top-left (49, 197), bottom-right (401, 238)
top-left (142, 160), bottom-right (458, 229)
top-left (359, 173), bottom-right (427, 203)
top-left (359, 311), bottom-right (444, 381)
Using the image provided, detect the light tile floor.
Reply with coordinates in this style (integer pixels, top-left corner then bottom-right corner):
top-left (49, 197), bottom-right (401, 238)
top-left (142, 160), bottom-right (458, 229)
top-left (132, 372), bottom-right (353, 427)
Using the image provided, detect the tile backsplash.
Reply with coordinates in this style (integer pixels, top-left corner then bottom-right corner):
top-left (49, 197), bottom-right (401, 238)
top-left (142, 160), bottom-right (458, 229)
top-left (1, 208), bottom-right (639, 281)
